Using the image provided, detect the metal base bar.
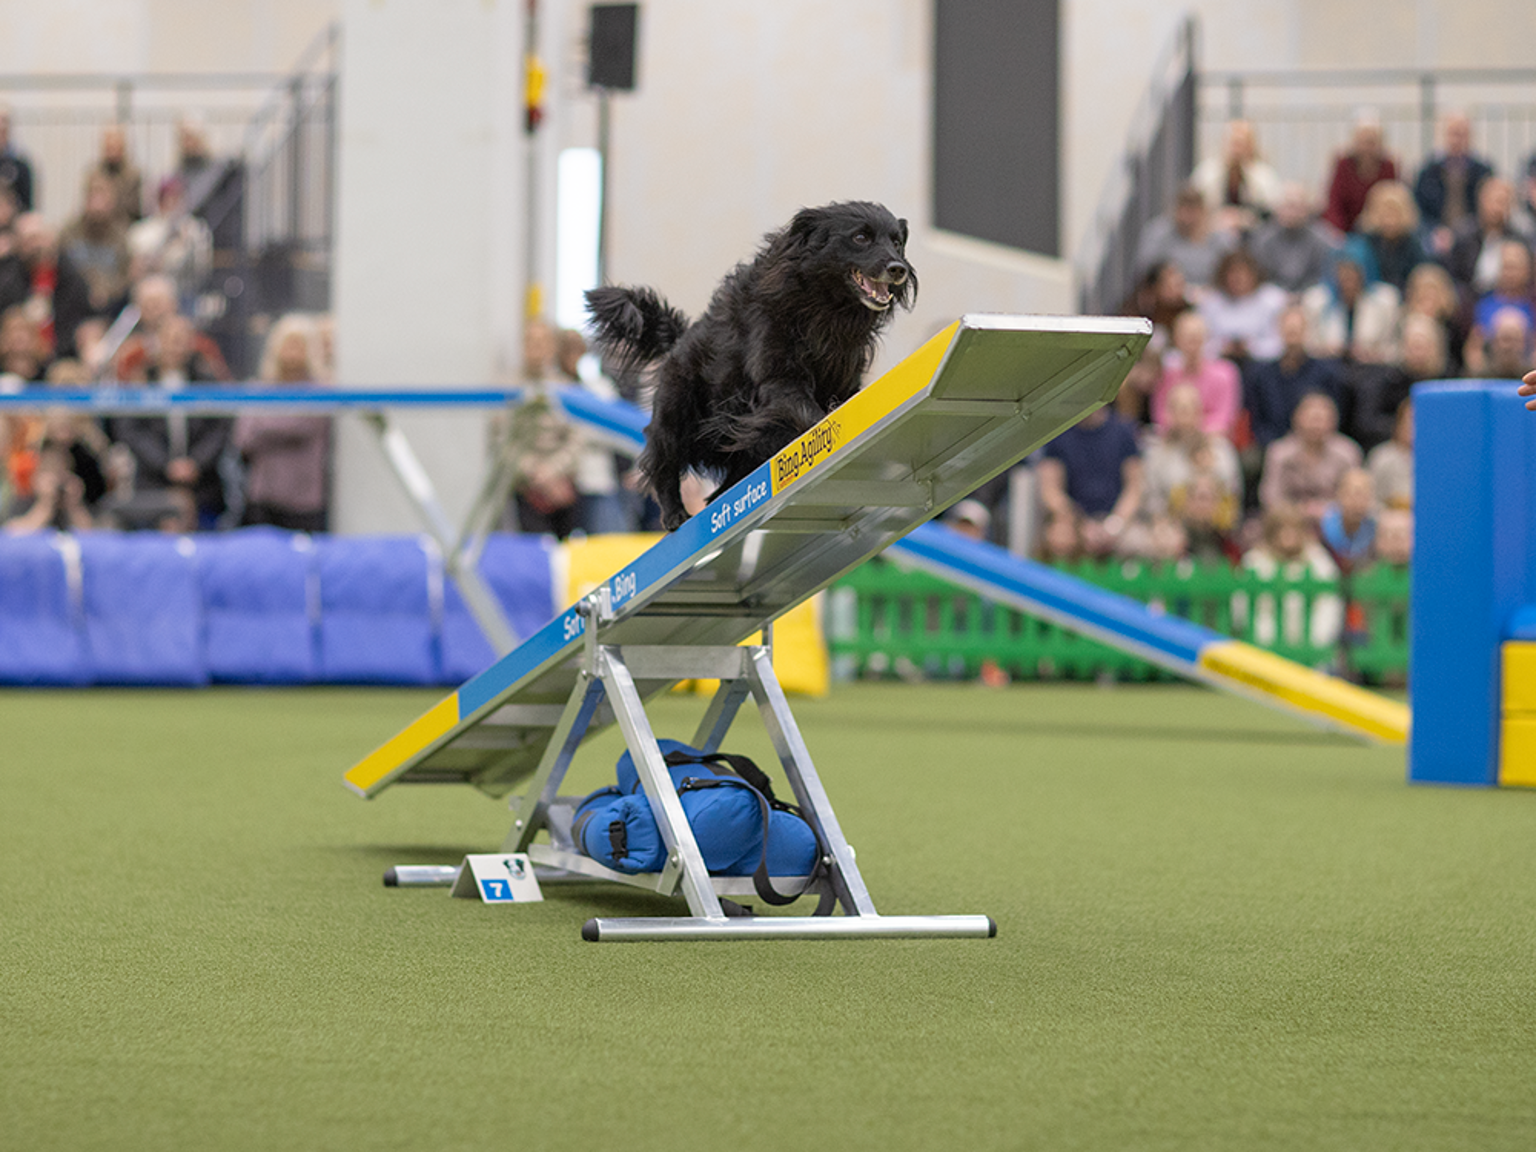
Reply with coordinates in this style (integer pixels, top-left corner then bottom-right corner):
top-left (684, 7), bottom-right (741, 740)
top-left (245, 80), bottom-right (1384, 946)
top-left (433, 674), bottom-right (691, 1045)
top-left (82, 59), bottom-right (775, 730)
top-left (383, 865), bottom-right (461, 887)
top-left (582, 915), bottom-right (998, 942)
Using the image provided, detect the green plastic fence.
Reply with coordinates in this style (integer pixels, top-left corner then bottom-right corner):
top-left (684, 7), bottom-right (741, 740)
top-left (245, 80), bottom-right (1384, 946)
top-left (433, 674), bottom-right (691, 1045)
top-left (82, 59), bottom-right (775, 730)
top-left (826, 556), bottom-right (1410, 685)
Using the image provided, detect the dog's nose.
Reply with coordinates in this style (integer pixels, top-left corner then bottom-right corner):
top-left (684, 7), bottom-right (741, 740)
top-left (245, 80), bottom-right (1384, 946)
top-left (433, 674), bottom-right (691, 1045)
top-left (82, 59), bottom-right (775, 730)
top-left (885, 262), bottom-right (908, 285)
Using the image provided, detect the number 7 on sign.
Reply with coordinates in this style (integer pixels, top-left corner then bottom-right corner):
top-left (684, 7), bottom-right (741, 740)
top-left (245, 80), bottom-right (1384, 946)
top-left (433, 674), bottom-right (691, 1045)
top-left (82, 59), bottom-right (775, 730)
top-left (480, 878), bottom-right (513, 902)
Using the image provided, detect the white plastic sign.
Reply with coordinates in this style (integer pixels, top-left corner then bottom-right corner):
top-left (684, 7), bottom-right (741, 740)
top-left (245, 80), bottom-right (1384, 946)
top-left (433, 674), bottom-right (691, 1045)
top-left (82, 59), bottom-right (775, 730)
top-left (450, 853), bottom-right (544, 904)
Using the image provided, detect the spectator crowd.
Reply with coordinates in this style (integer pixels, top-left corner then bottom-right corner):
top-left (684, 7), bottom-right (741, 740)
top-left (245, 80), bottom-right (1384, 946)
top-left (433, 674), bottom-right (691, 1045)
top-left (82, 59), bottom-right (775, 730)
top-left (1010, 112), bottom-right (1536, 609)
top-left (0, 111), bottom-right (644, 541)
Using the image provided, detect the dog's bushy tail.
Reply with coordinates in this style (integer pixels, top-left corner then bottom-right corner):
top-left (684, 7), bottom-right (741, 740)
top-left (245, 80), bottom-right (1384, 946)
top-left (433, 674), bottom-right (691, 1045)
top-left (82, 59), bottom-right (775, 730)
top-left (584, 286), bottom-right (690, 371)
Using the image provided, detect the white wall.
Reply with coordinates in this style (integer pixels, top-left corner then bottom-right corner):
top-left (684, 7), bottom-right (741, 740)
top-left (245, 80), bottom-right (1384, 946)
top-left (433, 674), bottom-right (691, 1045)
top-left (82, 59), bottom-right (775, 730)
top-left (329, 0), bottom-right (525, 534)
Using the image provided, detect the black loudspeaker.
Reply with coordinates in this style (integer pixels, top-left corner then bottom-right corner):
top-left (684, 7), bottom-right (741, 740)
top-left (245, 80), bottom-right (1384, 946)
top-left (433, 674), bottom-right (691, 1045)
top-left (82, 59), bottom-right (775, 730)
top-left (588, 4), bottom-right (639, 91)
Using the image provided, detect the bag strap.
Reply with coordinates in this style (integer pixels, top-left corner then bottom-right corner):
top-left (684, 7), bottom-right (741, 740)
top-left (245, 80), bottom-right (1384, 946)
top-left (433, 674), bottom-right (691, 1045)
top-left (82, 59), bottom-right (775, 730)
top-left (664, 750), bottom-right (801, 814)
top-left (677, 774), bottom-right (833, 914)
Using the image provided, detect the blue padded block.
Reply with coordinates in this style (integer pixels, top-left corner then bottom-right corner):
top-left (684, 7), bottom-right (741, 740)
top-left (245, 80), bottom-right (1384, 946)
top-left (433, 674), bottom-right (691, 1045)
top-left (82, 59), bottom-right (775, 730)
top-left (79, 532), bottom-right (207, 685)
top-left (0, 535), bottom-right (88, 685)
top-left (198, 528), bottom-right (318, 683)
top-left (439, 534), bottom-right (558, 683)
top-left (1410, 382), bottom-right (1536, 785)
top-left (316, 536), bottom-right (438, 684)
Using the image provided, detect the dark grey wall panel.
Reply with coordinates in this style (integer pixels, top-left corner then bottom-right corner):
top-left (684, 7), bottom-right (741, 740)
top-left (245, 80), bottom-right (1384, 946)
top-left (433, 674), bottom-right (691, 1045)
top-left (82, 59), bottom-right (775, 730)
top-left (933, 0), bottom-right (1060, 257)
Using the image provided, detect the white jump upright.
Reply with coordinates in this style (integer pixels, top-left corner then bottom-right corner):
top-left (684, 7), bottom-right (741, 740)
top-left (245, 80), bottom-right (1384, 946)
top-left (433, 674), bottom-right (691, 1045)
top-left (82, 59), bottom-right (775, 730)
top-left (343, 315), bottom-right (1152, 941)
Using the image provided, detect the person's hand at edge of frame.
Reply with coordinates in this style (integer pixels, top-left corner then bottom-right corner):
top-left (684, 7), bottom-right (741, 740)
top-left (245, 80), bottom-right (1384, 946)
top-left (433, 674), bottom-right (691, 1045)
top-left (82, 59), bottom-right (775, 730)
top-left (1522, 369), bottom-right (1536, 410)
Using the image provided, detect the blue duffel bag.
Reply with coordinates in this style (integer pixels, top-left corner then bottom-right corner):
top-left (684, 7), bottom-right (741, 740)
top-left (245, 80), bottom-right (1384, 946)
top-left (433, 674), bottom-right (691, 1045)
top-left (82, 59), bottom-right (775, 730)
top-left (571, 739), bottom-right (828, 911)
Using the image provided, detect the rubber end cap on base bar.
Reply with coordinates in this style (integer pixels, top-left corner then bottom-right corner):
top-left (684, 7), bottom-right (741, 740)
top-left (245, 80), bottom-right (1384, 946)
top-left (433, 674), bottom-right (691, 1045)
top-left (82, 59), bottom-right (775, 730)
top-left (383, 867), bottom-right (399, 887)
top-left (581, 918), bottom-right (600, 942)
top-left (986, 917), bottom-right (998, 938)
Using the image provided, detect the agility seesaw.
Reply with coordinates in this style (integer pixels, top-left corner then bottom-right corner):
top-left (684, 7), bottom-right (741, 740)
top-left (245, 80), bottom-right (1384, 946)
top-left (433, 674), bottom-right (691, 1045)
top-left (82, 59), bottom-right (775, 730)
top-left (343, 315), bottom-right (1152, 941)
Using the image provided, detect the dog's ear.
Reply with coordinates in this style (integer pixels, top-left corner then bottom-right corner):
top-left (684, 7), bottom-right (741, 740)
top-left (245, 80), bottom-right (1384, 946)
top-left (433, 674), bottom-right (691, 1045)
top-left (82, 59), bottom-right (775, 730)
top-left (769, 206), bottom-right (826, 261)
top-left (897, 218), bottom-right (909, 248)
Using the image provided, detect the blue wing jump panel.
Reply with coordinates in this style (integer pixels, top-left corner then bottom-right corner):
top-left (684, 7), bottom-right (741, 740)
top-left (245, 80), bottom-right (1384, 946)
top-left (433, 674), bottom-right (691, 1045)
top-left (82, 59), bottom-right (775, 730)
top-left (79, 533), bottom-right (206, 686)
top-left (0, 536), bottom-right (88, 686)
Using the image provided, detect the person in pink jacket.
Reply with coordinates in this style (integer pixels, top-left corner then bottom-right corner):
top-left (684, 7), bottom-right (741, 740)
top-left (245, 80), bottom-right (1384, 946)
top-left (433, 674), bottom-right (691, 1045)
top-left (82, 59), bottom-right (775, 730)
top-left (1151, 310), bottom-right (1241, 437)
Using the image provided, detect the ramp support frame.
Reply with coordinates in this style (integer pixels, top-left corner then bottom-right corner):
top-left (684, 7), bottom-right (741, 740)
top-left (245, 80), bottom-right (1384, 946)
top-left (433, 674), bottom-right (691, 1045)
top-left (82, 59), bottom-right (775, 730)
top-left (497, 595), bottom-right (995, 942)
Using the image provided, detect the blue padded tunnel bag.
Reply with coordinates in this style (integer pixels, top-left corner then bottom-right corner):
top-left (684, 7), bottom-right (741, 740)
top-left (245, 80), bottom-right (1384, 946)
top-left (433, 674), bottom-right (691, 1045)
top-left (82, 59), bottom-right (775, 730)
top-left (573, 739), bottom-right (824, 908)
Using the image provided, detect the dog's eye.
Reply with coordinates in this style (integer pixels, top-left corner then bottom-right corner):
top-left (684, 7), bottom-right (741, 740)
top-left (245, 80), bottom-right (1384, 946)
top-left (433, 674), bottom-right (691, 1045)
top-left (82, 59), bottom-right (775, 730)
top-left (852, 231), bottom-right (871, 246)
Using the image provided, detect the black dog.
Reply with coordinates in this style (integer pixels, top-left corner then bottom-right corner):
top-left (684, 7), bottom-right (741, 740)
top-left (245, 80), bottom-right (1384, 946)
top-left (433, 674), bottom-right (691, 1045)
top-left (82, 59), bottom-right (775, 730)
top-left (585, 200), bottom-right (915, 530)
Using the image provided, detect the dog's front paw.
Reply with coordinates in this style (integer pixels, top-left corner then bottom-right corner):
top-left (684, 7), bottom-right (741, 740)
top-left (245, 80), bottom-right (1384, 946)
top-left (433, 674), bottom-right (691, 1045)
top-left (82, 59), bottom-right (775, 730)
top-left (660, 508), bottom-right (688, 532)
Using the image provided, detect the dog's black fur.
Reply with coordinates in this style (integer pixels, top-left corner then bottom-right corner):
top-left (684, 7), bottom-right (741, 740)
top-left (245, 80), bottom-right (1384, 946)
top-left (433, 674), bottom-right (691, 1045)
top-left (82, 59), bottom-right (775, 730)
top-left (585, 200), bottom-right (915, 530)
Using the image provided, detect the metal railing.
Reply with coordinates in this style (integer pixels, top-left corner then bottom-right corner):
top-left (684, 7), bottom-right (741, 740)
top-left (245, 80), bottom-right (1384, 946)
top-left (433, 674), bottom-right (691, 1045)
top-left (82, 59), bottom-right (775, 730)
top-left (1075, 20), bottom-right (1536, 317)
top-left (0, 23), bottom-right (339, 376)
top-left (1200, 66), bottom-right (1536, 201)
top-left (1074, 17), bottom-right (1199, 317)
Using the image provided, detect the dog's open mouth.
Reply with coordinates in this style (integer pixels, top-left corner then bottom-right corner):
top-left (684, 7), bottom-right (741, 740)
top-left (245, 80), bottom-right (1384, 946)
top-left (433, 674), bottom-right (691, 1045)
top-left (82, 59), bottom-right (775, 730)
top-left (851, 269), bottom-right (895, 311)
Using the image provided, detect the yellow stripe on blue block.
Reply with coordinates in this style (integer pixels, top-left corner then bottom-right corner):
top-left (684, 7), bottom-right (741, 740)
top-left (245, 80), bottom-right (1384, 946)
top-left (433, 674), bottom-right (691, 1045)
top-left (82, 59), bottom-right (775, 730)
top-left (1499, 717), bottom-right (1536, 787)
top-left (1198, 641), bottom-right (1409, 744)
top-left (343, 694), bottom-right (462, 797)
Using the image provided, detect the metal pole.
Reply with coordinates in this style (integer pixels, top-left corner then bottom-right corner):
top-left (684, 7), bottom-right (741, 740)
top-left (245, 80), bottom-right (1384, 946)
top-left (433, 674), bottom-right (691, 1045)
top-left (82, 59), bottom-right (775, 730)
top-left (596, 88), bottom-right (611, 286)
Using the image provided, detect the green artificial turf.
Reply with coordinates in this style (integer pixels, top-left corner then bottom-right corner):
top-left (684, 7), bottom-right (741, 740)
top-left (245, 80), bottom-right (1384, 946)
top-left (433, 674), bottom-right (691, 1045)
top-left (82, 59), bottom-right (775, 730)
top-left (3, 682), bottom-right (1534, 1151)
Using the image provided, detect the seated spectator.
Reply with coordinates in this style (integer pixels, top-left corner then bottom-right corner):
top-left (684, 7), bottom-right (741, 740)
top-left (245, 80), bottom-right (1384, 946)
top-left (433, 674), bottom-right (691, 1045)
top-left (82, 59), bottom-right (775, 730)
top-left (1470, 239), bottom-right (1536, 335)
top-left (1258, 391), bottom-right (1362, 522)
top-left (1125, 259), bottom-right (1194, 350)
top-left (1464, 306), bottom-right (1535, 380)
top-left (1190, 119), bottom-right (1284, 235)
top-left (1373, 507), bottom-right (1413, 569)
top-left (33, 394), bottom-right (109, 512)
top-left (126, 177), bottom-right (212, 305)
top-left (1401, 261), bottom-right (1469, 374)
top-left (1244, 303), bottom-right (1343, 449)
top-left (86, 124), bottom-right (143, 227)
top-left (1112, 344), bottom-right (1163, 426)
top-left (1366, 398), bottom-right (1413, 510)
top-left (0, 105), bottom-right (35, 211)
top-left (113, 274), bottom-right (230, 383)
top-left (1446, 177), bottom-right (1532, 299)
top-left (1319, 467), bottom-right (1378, 574)
top-left (1248, 182), bottom-right (1339, 294)
top-left (1301, 256), bottom-right (1400, 364)
top-left (1142, 382), bottom-right (1243, 518)
top-left (1323, 112), bottom-right (1399, 235)
top-left (0, 305), bottom-right (50, 387)
top-left (1039, 510), bottom-right (1084, 564)
top-left (3, 438), bottom-right (94, 535)
top-left (1345, 312), bottom-right (1445, 451)
top-left (1170, 470), bottom-right (1241, 565)
top-left (506, 316), bottom-right (583, 539)
top-left (1037, 406), bottom-right (1144, 559)
top-left (558, 327), bottom-right (632, 535)
top-left (234, 313), bottom-right (331, 532)
top-left (1151, 311), bottom-right (1241, 437)
top-left (174, 117), bottom-right (220, 207)
top-left (0, 214), bottom-right (94, 359)
top-left (1237, 503), bottom-right (1344, 653)
top-left (1134, 183), bottom-right (1237, 290)
top-left (945, 498), bottom-right (991, 542)
top-left (1415, 111), bottom-right (1494, 257)
top-left (58, 172), bottom-right (130, 317)
top-left (1342, 180), bottom-right (1428, 293)
top-left (109, 315), bottom-right (231, 530)
top-left (1198, 248), bottom-right (1289, 364)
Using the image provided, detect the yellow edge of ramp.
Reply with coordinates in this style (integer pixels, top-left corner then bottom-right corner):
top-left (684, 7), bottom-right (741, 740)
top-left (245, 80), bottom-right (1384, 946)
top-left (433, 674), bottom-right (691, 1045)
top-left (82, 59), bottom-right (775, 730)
top-left (343, 694), bottom-right (461, 797)
top-left (1199, 641), bottom-right (1410, 744)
